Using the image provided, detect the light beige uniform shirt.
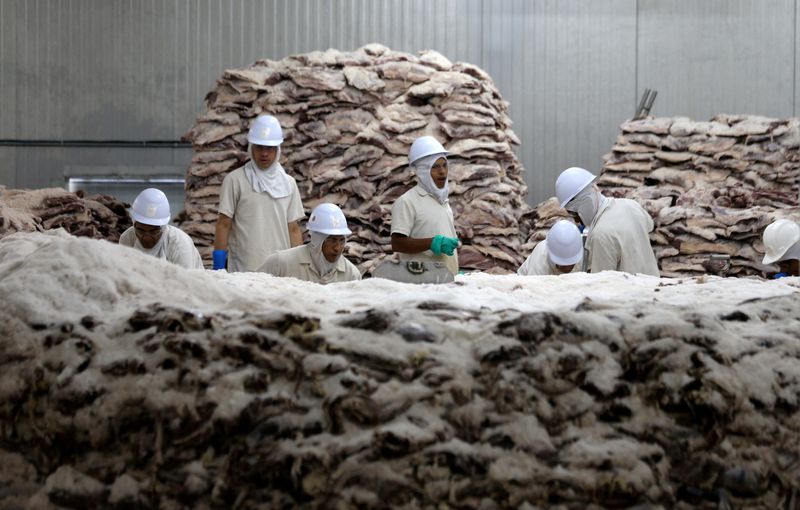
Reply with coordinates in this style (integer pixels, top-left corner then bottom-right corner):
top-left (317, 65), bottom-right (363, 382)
top-left (119, 225), bottom-right (204, 270)
top-left (391, 185), bottom-right (459, 275)
top-left (219, 166), bottom-right (305, 272)
top-left (257, 244), bottom-right (362, 284)
top-left (586, 197), bottom-right (660, 276)
top-left (517, 240), bottom-right (580, 276)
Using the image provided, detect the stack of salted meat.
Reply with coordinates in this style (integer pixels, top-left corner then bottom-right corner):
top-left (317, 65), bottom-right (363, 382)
top-left (2, 232), bottom-right (799, 509)
top-left (598, 115), bottom-right (800, 277)
top-left (181, 44), bottom-right (529, 273)
top-left (0, 186), bottom-right (131, 242)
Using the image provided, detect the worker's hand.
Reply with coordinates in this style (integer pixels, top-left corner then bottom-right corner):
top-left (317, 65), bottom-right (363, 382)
top-left (431, 235), bottom-right (459, 256)
top-left (212, 249), bottom-right (228, 270)
top-left (441, 236), bottom-right (459, 256)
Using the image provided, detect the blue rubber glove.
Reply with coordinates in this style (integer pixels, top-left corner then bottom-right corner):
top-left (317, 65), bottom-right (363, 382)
top-left (431, 235), bottom-right (459, 256)
top-left (212, 249), bottom-right (228, 270)
top-left (774, 272), bottom-right (789, 279)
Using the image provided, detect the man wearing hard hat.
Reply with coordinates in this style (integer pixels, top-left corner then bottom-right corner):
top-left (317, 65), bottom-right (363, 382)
top-left (518, 220), bottom-right (583, 275)
top-left (257, 203), bottom-right (361, 284)
top-left (762, 218), bottom-right (800, 277)
top-left (119, 188), bottom-right (204, 269)
top-left (390, 136), bottom-right (460, 276)
top-left (555, 167), bottom-right (659, 276)
top-left (212, 114), bottom-right (305, 272)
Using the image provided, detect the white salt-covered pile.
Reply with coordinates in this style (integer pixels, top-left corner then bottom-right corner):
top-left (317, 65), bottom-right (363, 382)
top-left (1, 230), bottom-right (799, 509)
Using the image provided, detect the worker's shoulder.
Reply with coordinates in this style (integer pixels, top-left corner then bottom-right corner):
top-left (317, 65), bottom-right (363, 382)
top-left (395, 185), bottom-right (419, 202)
top-left (222, 166), bottom-right (247, 183)
top-left (613, 197), bottom-right (646, 211)
top-left (275, 244), bottom-right (311, 262)
top-left (165, 224), bottom-right (196, 243)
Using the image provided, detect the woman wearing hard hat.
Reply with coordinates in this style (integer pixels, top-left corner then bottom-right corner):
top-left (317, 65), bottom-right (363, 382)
top-left (762, 219), bottom-right (800, 277)
top-left (390, 136), bottom-right (460, 276)
top-left (257, 203), bottom-right (361, 284)
top-left (555, 167), bottom-right (659, 276)
top-left (119, 188), bottom-right (204, 269)
top-left (212, 115), bottom-right (305, 272)
top-left (518, 220), bottom-right (583, 275)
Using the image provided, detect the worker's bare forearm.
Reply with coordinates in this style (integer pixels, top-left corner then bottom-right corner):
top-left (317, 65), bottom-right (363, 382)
top-left (288, 222), bottom-right (302, 247)
top-left (391, 233), bottom-right (433, 254)
top-left (214, 214), bottom-right (232, 250)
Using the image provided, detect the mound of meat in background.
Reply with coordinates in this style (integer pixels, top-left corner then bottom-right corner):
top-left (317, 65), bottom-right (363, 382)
top-left (180, 44), bottom-right (530, 273)
top-left (0, 186), bottom-right (131, 242)
top-left (525, 115), bottom-right (800, 278)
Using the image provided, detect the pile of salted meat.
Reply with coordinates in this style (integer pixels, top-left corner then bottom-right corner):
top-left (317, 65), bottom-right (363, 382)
top-left (0, 186), bottom-right (131, 242)
top-left (181, 44), bottom-right (529, 273)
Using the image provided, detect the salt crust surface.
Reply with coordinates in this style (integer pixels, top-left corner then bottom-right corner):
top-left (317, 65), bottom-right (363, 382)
top-left (1, 230), bottom-right (797, 328)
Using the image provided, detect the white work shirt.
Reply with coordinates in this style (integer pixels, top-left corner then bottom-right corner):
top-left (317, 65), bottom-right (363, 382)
top-left (586, 197), bottom-right (660, 276)
top-left (517, 240), bottom-right (580, 276)
top-left (119, 225), bottom-right (204, 270)
top-left (219, 166), bottom-right (305, 272)
top-left (391, 184), bottom-right (459, 275)
top-left (257, 244), bottom-right (362, 284)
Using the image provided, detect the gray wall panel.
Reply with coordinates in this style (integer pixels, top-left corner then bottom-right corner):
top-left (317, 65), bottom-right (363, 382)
top-left (638, 0), bottom-right (795, 119)
top-left (484, 0), bottom-right (637, 205)
top-left (12, 147), bottom-right (192, 189)
top-left (0, 0), bottom-right (19, 139)
top-left (1, 0), bottom-right (799, 205)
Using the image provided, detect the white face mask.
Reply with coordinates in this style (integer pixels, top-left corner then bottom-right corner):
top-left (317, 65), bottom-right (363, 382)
top-left (309, 231), bottom-right (339, 279)
top-left (566, 187), bottom-right (600, 227)
top-left (413, 154), bottom-right (449, 205)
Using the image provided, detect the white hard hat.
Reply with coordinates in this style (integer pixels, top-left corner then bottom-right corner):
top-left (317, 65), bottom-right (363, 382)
top-left (307, 203), bottom-right (352, 235)
top-left (131, 188), bottom-right (170, 226)
top-left (546, 220), bottom-right (583, 266)
top-left (762, 219), bottom-right (800, 264)
top-left (409, 136), bottom-right (448, 165)
top-left (247, 114), bottom-right (283, 146)
top-left (556, 167), bottom-right (597, 208)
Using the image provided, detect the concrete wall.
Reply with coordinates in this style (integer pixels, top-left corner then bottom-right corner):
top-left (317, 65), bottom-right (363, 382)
top-left (1, 0), bottom-right (798, 206)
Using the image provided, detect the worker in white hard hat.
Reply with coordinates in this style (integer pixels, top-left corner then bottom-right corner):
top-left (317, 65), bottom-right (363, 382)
top-left (390, 135), bottom-right (460, 276)
top-left (257, 203), bottom-right (361, 284)
top-left (762, 218), bottom-right (800, 277)
top-left (518, 220), bottom-right (583, 275)
top-left (555, 167), bottom-right (659, 276)
top-left (213, 114), bottom-right (304, 272)
top-left (119, 188), bottom-right (204, 270)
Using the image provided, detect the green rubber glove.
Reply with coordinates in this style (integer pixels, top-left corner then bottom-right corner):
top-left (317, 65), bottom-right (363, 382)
top-left (431, 235), bottom-right (459, 256)
top-left (441, 237), bottom-right (459, 256)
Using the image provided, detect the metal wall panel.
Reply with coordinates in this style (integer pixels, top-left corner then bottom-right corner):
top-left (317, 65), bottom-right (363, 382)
top-left (483, 0), bottom-right (637, 206)
top-left (638, 0), bottom-right (795, 120)
top-left (1, 0), bottom-right (799, 203)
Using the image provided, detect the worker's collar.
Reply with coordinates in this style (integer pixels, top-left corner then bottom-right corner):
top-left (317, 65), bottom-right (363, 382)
top-left (297, 244), bottom-right (346, 273)
top-left (414, 184), bottom-right (449, 203)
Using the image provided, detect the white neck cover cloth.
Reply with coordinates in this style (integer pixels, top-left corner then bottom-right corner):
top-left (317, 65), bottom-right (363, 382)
top-left (133, 226), bottom-right (168, 259)
top-left (570, 186), bottom-right (609, 228)
top-left (309, 231), bottom-right (339, 282)
top-left (244, 145), bottom-right (292, 199)
top-left (413, 154), bottom-right (449, 205)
